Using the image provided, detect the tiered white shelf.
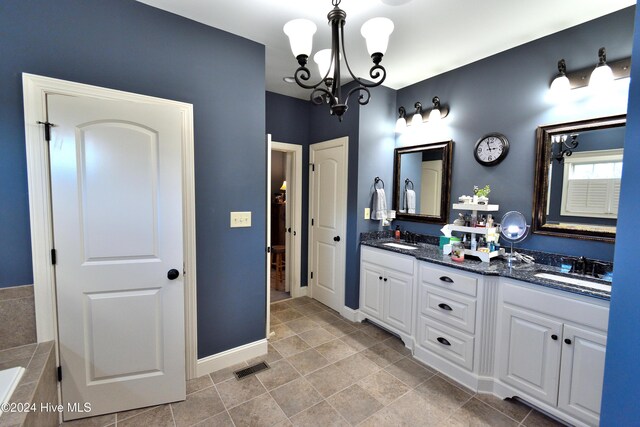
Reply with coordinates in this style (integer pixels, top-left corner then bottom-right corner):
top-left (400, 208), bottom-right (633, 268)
top-left (450, 203), bottom-right (500, 263)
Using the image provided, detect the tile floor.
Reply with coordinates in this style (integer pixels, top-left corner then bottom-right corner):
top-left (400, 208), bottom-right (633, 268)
top-left (62, 296), bottom-right (567, 427)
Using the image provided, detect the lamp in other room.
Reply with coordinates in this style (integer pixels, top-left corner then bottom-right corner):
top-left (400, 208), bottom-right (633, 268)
top-left (549, 59), bottom-right (571, 97)
top-left (589, 47), bottom-right (614, 91)
top-left (395, 107), bottom-right (407, 133)
top-left (280, 181), bottom-right (287, 191)
top-left (283, 0), bottom-right (394, 121)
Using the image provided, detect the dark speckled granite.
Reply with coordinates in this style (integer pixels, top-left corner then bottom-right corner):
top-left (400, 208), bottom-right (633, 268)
top-left (361, 237), bottom-right (611, 301)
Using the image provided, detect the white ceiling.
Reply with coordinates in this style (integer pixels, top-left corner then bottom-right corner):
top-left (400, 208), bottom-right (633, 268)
top-left (137, 0), bottom-right (635, 100)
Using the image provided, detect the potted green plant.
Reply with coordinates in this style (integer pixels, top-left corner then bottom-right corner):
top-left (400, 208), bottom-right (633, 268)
top-left (473, 185), bottom-right (491, 204)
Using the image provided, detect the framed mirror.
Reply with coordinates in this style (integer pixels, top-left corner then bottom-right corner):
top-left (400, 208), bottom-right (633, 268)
top-left (393, 140), bottom-right (453, 224)
top-left (532, 114), bottom-right (626, 243)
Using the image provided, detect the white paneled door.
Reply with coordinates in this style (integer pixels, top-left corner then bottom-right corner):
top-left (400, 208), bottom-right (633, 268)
top-left (48, 94), bottom-right (186, 420)
top-left (309, 138), bottom-right (348, 312)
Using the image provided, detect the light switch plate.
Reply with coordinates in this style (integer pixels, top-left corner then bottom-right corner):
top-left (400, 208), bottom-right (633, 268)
top-left (364, 208), bottom-right (370, 220)
top-left (230, 211), bottom-right (252, 228)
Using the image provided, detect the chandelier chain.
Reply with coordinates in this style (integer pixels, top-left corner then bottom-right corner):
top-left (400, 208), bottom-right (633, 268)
top-left (332, 0), bottom-right (341, 6)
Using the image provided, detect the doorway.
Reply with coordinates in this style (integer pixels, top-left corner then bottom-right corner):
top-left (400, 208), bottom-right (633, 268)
top-left (269, 142), bottom-right (303, 305)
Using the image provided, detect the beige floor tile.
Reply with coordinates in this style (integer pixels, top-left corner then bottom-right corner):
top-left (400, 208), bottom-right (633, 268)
top-left (284, 317), bottom-right (320, 334)
top-left (298, 326), bottom-right (337, 347)
top-left (171, 386), bottom-right (226, 427)
top-left (286, 296), bottom-right (314, 307)
top-left (117, 405), bottom-right (159, 423)
top-left (256, 359), bottom-right (300, 390)
top-left (287, 348), bottom-right (329, 375)
top-left (361, 342), bottom-right (405, 368)
top-left (359, 406), bottom-right (415, 427)
top-left (271, 335), bottom-right (311, 357)
top-left (192, 410), bottom-right (235, 426)
top-left (61, 413), bottom-right (116, 426)
top-left (359, 322), bottom-right (395, 341)
top-left (247, 343), bottom-right (283, 366)
top-left (314, 338), bottom-right (357, 363)
top-left (475, 393), bottom-right (531, 423)
top-left (521, 408), bottom-right (567, 427)
top-left (270, 377), bottom-right (323, 417)
top-left (270, 322), bottom-right (297, 342)
top-left (414, 375), bottom-right (473, 413)
top-left (289, 400), bottom-right (350, 427)
top-left (293, 302), bottom-right (327, 315)
top-left (216, 375), bottom-right (267, 409)
top-left (187, 374), bottom-right (214, 395)
top-left (321, 320), bottom-right (358, 337)
top-left (385, 357), bottom-right (436, 388)
top-left (382, 336), bottom-right (412, 356)
top-left (358, 370), bottom-right (410, 406)
top-left (271, 315), bottom-right (283, 325)
top-left (326, 384), bottom-right (384, 425)
top-left (306, 310), bottom-right (341, 326)
top-left (270, 302), bottom-right (290, 313)
top-left (385, 390), bottom-right (449, 425)
top-left (118, 405), bottom-right (173, 427)
top-left (339, 330), bottom-right (379, 351)
top-left (446, 398), bottom-right (519, 427)
top-left (333, 352), bottom-right (380, 382)
top-left (304, 364), bottom-right (354, 398)
top-left (272, 308), bottom-right (305, 323)
top-left (210, 361), bottom-right (248, 384)
top-left (228, 393), bottom-right (287, 427)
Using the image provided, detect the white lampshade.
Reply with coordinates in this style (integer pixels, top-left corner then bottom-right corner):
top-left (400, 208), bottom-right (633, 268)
top-left (283, 19), bottom-right (317, 57)
top-left (411, 111), bottom-right (423, 128)
top-left (314, 49), bottom-right (335, 79)
top-left (428, 108), bottom-right (441, 122)
top-left (360, 17), bottom-right (394, 56)
top-left (549, 74), bottom-right (571, 97)
top-left (589, 64), bottom-right (614, 91)
top-left (395, 116), bottom-right (406, 133)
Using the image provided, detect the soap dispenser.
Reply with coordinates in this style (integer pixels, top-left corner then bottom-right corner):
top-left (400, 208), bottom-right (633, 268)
top-left (395, 226), bottom-right (401, 240)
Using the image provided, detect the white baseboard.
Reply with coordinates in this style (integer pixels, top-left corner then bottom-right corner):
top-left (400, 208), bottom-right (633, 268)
top-left (196, 339), bottom-right (268, 378)
top-left (340, 306), bottom-right (361, 322)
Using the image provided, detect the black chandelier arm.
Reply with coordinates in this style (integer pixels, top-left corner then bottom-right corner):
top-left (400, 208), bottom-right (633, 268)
top-left (338, 22), bottom-right (386, 89)
top-left (294, 66), bottom-right (327, 90)
top-left (309, 87), bottom-right (334, 106)
top-left (345, 85), bottom-right (371, 107)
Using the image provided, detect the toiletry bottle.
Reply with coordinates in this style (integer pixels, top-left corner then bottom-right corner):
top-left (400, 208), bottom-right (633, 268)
top-left (395, 226), bottom-right (400, 240)
top-left (470, 237), bottom-right (477, 251)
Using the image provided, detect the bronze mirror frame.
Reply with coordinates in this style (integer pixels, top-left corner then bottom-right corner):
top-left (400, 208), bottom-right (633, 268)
top-left (532, 114), bottom-right (626, 243)
top-left (392, 140), bottom-right (453, 224)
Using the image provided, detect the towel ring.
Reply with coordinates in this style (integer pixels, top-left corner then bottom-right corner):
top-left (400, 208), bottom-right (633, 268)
top-left (404, 178), bottom-right (414, 190)
top-left (374, 177), bottom-right (385, 189)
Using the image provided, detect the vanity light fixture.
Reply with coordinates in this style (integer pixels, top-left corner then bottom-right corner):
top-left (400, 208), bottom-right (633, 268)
top-left (551, 134), bottom-right (579, 163)
top-left (283, 0), bottom-right (394, 121)
top-left (411, 102), bottom-right (424, 128)
top-left (589, 47), bottom-right (614, 90)
top-left (548, 48), bottom-right (630, 94)
top-left (427, 96), bottom-right (449, 122)
top-left (395, 106), bottom-right (407, 133)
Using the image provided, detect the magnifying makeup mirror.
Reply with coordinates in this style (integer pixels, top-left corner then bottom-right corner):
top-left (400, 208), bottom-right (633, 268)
top-left (500, 211), bottom-right (530, 266)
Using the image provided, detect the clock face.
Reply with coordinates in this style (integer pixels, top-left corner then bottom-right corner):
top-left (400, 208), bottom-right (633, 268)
top-left (474, 133), bottom-right (509, 166)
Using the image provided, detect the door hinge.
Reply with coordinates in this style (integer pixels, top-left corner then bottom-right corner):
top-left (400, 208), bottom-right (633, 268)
top-left (37, 121), bottom-right (55, 142)
top-left (310, 163), bottom-right (315, 172)
top-left (310, 272), bottom-right (313, 279)
top-left (57, 366), bottom-right (62, 382)
top-left (311, 218), bottom-right (314, 226)
top-left (51, 249), bottom-right (57, 265)
top-left (267, 246), bottom-right (271, 253)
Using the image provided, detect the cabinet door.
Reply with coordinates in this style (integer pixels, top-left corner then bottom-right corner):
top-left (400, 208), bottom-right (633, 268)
top-left (498, 306), bottom-right (562, 405)
top-left (558, 324), bottom-right (606, 426)
top-left (360, 261), bottom-right (384, 318)
top-left (382, 268), bottom-right (414, 334)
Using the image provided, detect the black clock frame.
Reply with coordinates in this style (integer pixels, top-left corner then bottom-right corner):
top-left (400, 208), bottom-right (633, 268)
top-left (474, 133), bottom-right (509, 166)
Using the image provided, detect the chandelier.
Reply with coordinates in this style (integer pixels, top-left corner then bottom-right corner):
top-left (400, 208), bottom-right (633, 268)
top-left (283, 0), bottom-right (394, 121)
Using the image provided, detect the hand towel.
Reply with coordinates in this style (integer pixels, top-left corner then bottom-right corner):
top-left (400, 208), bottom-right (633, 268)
top-left (405, 189), bottom-right (416, 214)
top-left (371, 188), bottom-right (387, 220)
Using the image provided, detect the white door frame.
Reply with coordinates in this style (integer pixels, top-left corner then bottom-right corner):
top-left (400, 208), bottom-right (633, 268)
top-left (271, 141), bottom-right (304, 299)
top-left (22, 73), bottom-right (198, 380)
top-left (266, 135), bottom-right (272, 337)
top-left (308, 137), bottom-right (348, 315)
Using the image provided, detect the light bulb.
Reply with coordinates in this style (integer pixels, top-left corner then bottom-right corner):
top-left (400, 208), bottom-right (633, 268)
top-left (395, 116), bottom-right (406, 133)
top-left (283, 19), bottom-right (317, 58)
top-left (411, 112), bottom-right (423, 128)
top-left (549, 75), bottom-right (570, 97)
top-left (589, 64), bottom-right (614, 91)
top-left (428, 108), bottom-right (441, 122)
top-left (313, 49), bottom-right (332, 79)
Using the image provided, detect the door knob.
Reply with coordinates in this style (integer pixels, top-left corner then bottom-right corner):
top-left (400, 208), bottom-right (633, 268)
top-left (333, 236), bottom-right (341, 242)
top-left (167, 269), bottom-right (180, 280)
top-left (551, 334), bottom-right (558, 341)
top-left (564, 338), bottom-right (572, 345)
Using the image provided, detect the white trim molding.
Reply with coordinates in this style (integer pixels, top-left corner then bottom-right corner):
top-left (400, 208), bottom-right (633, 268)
top-left (22, 73), bottom-right (199, 379)
top-left (196, 339), bottom-right (268, 377)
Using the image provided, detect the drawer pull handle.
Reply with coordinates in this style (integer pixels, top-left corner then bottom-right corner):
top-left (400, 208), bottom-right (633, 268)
top-left (439, 276), bottom-right (454, 283)
top-left (436, 337), bottom-right (451, 346)
top-left (379, 276), bottom-right (383, 280)
top-left (564, 338), bottom-right (572, 345)
top-left (551, 334), bottom-right (558, 341)
top-left (438, 303), bottom-right (453, 311)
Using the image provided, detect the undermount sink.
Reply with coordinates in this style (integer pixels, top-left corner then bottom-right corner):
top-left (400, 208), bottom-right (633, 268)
top-left (382, 242), bottom-right (419, 250)
top-left (534, 272), bottom-right (611, 292)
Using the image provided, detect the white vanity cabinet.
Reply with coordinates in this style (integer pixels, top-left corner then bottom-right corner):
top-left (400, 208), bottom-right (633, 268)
top-left (496, 279), bottom-right (609, 427)
top-left (359, 246), bottom-right (415, 337)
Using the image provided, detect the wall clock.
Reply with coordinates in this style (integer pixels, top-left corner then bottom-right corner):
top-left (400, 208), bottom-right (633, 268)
top-left (474, 133), bottom-right (509, 166)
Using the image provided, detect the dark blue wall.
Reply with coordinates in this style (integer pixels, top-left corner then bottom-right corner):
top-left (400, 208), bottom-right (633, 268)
top-left (0, 0), bottom-right (266, 358)
top-left (393, 7), bottom-right (635, 261)
top-left (601, 5), bottom-right (640, 425)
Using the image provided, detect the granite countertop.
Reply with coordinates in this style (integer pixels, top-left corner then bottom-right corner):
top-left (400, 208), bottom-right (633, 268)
top-left (361, 238), bottom-right (611, 301)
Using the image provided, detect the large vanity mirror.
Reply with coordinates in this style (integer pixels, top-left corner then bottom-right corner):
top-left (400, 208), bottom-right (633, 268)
top-left (532, 114), bottom-right (626, 243)
top-left (393, 140), bottom-right (453, 224)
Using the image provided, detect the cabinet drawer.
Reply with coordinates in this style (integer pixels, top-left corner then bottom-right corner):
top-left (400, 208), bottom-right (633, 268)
top-left (420, 284), bottom-right (476, 334)
top-left (417, 316), bottom-right (474, 370)
top-left (420, 263), bottom-right (478, 297)
top-left (361, 246), bottom-right (414, 273)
